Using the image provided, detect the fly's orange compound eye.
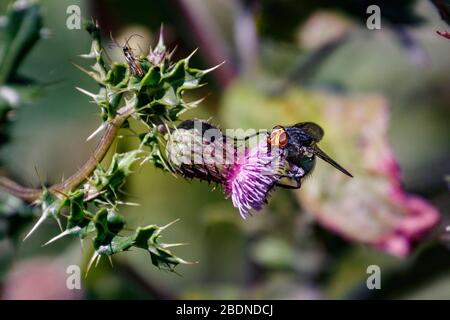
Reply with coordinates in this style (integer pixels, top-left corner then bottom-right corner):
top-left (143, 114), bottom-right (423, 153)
top-left (268, 126), bottom-right (288, 147)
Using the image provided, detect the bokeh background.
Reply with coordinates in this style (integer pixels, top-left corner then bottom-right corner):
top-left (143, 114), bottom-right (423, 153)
top-left (1, 0), bottom-right (450, 299)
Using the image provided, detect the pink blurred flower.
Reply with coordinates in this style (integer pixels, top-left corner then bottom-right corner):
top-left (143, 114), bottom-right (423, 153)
top-left (294, 93), bottom-right (440, 257)
top-left (168, 120), bottom-right (288, 219)
top-left (372, 150), bottom-right (439, 256)
top-left (2, 258), bottom-right (83, 300)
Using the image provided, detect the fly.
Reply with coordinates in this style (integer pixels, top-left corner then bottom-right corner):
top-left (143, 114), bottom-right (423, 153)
top-left (267, 122), bottom-right (353, 189)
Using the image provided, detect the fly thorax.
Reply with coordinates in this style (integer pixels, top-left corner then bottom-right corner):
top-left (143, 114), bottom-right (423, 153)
top-left (300, 146), bottom-right (315, 158)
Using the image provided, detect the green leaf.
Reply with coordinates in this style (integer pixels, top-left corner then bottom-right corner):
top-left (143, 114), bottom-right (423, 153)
top-left (105, 63), bottom-right (128, 87)
top-left (0, 0), bottom-right (43, 84)
top-left (90, 150), bottom-right (141, 192)
top-left (133, 224), bottom-right (187, 271)
top-left (65, 190), bottom-right (93, 237)
top-left (140, 66), bottom-right (161, 87)
top-left (90, 212), bottom-right (189, 271)
top-left (92, 208), bottom-right (126, 254)
top-left (24, 189), bottom-right (67, 240)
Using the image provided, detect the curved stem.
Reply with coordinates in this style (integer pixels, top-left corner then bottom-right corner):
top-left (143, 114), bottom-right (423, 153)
top-left (0, 177), bottom-right (40, 202)
top-left (0, 105), bottom-right (134, 202)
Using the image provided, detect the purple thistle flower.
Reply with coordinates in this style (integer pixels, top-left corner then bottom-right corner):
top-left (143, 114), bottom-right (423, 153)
top-left (166, 120), bottom-right (289, 219)
top-left (223, 140), bottom-right (287, 219)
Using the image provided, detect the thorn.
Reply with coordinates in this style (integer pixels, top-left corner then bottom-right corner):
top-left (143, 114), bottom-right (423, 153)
top-left (71, 62), bottom-right (93, 76)
top-left (160, 218), bottom-right (180, 231)
top-left (116, 201), bottom-right (140, 206)
top-left (79, 52), bottom-right (95, 59)
top-left (167, 45), bottom-right (178, 60)
top-left (185, 48), bottom-right (199, 62)
top-left (42, 229), bottom-right (71, 246)
top-left (162, 242), bottom-right (188, 248)
top-left (108, 256), bottom-right (114, 267)
top-left (86, 123), bottom-right (105, 141)
top-left (187, 96), bottom-right (207, 107)
top-left (56, 217), bottom-right (63, 232)
top-left (23, 212), bottom-right (48, 241)
top-left (157, 23), bottom-right (165, 47)
top-left (86, 252), bottom-right (99, 277)
top-left (75, 87), bottom-right (97, 99)
top-left (33, 165), bottom-right (45, 189)
top-left (174, 256), bottom-right (197, 265)
top-left (199, 61), bottom-right (226, 76)
top-left (110, 31), bottom-right (121, 47)
top-left (95, 254), bottom-right (101, 268)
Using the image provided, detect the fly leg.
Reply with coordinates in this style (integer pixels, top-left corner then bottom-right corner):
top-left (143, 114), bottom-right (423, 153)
top-left (275, 180), bottom-right (301, 189)
top-left (276, 165), bottom-right (305, 189)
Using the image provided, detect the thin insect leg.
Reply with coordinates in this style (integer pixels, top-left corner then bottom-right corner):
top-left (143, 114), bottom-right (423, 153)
top-left (276, 164), bottom-right (305, 189)
top-left (124, 34), bottom-right (145, 57)
top-left (125, 34), bottom-right (144, 47)
top-left (275, 180), bottom-right (301, 189)
top-left (226, 130), bottom-right (268, 145)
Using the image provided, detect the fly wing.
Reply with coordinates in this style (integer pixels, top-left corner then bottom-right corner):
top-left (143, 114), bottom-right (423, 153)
top-left (293, 122), bottom-right (324, 143)
top-left (293, 122), bottom-right (352, 177)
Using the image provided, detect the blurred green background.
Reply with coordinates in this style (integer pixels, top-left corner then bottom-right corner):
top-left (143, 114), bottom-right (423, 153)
top-left (0, 0), bottom-right (450, 299)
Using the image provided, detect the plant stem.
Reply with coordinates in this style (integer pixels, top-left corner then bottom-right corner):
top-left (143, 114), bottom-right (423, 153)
top-left (0, 105), bottom-right (134, 202)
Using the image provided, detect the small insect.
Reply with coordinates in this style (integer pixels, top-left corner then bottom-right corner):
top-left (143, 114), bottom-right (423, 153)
top-left (268, 122), bottom-right (353, 189)
top-left (110, 33), bottom-right (145, 77)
